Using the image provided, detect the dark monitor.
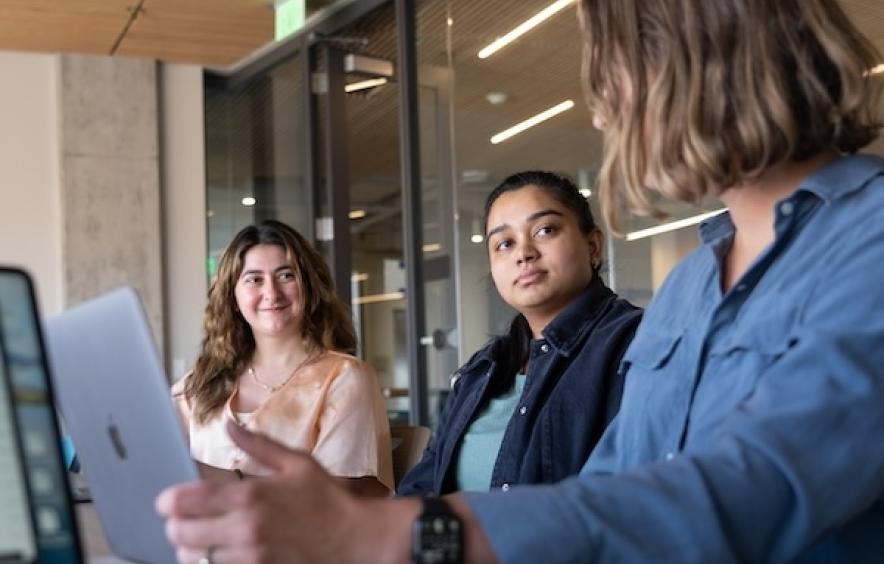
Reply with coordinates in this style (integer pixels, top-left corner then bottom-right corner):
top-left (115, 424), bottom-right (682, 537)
top-left (0, 267), bottom-right (83, 563)
top-left (0, 317), bottom-right (37, 562)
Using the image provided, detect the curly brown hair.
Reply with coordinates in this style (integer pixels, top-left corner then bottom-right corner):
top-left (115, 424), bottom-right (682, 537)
top-left (579, 0), bottom-right (883, 234)
top-left (184, 220), bottom-right (356, 423)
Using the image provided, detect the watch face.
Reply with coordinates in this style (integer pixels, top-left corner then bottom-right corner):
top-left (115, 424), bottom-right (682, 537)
top-left (413, 498), bottom-right (463, 564)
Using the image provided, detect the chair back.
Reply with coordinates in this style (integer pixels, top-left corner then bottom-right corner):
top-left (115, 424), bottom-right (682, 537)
top-left (390, 425), bottom-right (431, 487)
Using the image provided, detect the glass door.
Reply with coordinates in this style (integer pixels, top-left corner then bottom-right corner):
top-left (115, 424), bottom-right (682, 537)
top-left (309, 0), bottom-right (458, 426)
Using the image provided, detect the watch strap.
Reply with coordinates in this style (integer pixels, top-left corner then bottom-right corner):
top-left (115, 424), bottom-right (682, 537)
top-left (412, 496), bottom-right (464, 564)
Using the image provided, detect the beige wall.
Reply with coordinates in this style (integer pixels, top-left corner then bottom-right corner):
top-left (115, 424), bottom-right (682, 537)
top-left (0, 51), bottom-right (64, 315)
top-left (161, 63), bottom-right (207, 379)
top-left (0, 50), bottom-right (206, 380)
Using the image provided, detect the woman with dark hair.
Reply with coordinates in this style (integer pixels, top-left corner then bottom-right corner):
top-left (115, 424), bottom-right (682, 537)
top-left (172, 220), bottom-right (393, 496)
top-left (398, 170), bottom-right (641, 495)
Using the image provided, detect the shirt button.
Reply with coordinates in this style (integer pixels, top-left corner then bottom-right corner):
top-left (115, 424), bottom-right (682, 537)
top-left (519, 406), bottom-right (527, 416)
top-left (540, 343), bottom-right (550, 353)
top-left (502, 483), bottom-right (510, 492)
top-left (780, 201), bottom-right (794, 216)
top-left (665, 452), bottom-right (676, 461)
top-left (735, 283), bottom-right (747, 292)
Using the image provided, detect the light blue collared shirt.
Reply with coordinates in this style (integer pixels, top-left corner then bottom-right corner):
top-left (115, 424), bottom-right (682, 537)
top-left (466, 154), bottom-right (884, 563)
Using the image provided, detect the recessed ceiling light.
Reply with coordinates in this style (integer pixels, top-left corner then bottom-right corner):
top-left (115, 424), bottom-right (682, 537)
top-left (491, 100), bottom-right (575, 144)
top-left (471, 234), bottom-right (485, 244)
top-left (579, 188), bottom-right (592, 198)
top-left (868, 63), bottom-right (884, 76)
top-left (478, 0), bottom-right (575, 59)
top-left (349, 209), bottom-right (367, 219)
top-left (241, 197), bottom-right (256, 206)
top-left (486, 92), bottom-right (508, 105)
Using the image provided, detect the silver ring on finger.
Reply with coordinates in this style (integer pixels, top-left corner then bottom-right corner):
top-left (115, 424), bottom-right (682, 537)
top-left (197, 545), bottom-right (216, 564)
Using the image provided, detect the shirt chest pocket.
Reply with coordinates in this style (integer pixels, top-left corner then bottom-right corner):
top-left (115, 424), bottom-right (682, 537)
top-left (617, 330), bottom-right (695, 452)
top-left (693, 306), bottom-right (799, 422)
top-left (709, 305), bottom-right (798, 373)
top-left (621, 330), bottom-right (682, 374)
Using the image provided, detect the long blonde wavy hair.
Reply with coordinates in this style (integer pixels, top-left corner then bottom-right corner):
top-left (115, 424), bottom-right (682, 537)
top-left (184, 220), bottom-right (356, 423)
top-left (578, 0), bottom-right (883, 233)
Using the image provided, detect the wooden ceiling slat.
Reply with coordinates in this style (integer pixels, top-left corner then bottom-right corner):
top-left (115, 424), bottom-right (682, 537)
top-left (0, 0), bottom-right (273, 65)
top-left (114, 0), bottom-right (272, 66)
top-left (0, 0), bottom-right (879, 72)
top-left (0, 0), bottom-right (131, 55)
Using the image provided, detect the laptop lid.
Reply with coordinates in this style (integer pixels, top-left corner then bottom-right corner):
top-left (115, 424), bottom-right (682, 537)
top-left (0, 267), bottom-right (83, 563)
top-left (45, 287), bottom-right (199, 564)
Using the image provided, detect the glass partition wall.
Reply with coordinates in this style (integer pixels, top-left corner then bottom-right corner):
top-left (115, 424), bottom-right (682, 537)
top-left (205, 54), bottom-right (309, 278)
top-left (204, 0), bottom-right (720, 426)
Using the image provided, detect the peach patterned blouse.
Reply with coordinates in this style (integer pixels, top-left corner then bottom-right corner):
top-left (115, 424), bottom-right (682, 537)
top-left (171, 350), bottom-right (394, 493)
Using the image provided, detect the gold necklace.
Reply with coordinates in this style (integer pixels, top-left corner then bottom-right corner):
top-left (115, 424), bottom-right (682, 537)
top-left (249, 351), bottom-right (319, 393)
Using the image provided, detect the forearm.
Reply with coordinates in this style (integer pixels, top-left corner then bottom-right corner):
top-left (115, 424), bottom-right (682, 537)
top-left (465, 393), bottom-right (884, 563)
top-left (351, 497), bottom-right (419, 564)
top-left (447, 494), bottom-right (499, 564)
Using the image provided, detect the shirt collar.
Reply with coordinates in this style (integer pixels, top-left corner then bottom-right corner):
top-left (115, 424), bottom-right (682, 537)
top-left (697, 154), bottom-right (884, 246)
top-left (797, 153), bottom-right (884, 203)
top-left (541, 277), bottom-right (615, 355)
top-left (460, 278), bottom-right (617, 370)
top-left (698, 210), bottom-right (734, 245)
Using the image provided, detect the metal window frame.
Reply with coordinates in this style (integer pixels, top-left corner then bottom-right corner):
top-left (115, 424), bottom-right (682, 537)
top-left (395, 0), bottom-right (429, 425)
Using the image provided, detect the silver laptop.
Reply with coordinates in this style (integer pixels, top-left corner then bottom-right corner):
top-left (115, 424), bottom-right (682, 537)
top-left (45, 287), bottom-right (199, 564)
top-left (0, 267), bottom-right (84, 563)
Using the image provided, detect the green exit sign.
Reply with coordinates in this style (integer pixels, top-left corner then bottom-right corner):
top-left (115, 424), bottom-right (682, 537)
top-left (275, 0), bottom-right (306, 40)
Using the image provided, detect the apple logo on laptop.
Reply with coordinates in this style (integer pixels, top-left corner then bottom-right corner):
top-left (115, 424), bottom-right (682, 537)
top-left (107, 416), bottom-right (128, 459)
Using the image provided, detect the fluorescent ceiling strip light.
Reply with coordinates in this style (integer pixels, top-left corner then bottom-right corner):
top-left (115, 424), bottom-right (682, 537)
top-left (345, 77), bottom-right (388, 92)
top-left (626, 209), bottom-right (727, 241)
top-left (348, 209), bottom-right (367, 219)
top-left (867, 63), bottom-right (884, 76)
top-left (478, 0), bottom-right (575, 59)
top-left (352, 292), bottom-right (405, 305)
top-left (491, 100), bottom-right (575, 144)
top-left (423, 243), bottom-right (442, 252)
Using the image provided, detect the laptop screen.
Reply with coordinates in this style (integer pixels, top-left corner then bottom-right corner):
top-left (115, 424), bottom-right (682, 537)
top-left (0, 268), bottom-right (82, 563)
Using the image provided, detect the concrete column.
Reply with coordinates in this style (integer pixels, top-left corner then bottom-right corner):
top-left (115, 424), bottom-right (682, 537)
top-left (58, 54), bottom-right (164, 345)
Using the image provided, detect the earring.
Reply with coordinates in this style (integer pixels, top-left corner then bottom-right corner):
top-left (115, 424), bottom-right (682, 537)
top-left (591, 258), bottom-right (601, 270)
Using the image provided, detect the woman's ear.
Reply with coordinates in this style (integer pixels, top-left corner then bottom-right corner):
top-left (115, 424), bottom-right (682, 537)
top-left (587, 228), bottom-right (605, 268)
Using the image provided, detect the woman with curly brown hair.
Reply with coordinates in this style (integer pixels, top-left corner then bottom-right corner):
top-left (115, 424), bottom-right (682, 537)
top-left (172, 220), bottom-right (393, 496)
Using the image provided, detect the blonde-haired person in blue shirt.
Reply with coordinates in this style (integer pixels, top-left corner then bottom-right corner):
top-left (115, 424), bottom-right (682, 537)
top-left (157, 1), bottom-right (884, 562)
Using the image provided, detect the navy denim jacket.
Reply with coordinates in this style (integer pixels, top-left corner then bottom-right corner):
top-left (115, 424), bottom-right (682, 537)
top-left (398, 277), bottom-right (641, 495)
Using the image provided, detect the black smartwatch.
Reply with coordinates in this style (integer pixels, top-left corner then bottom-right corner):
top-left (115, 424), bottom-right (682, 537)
top-left (412, 496), bottom-right (464, 564)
